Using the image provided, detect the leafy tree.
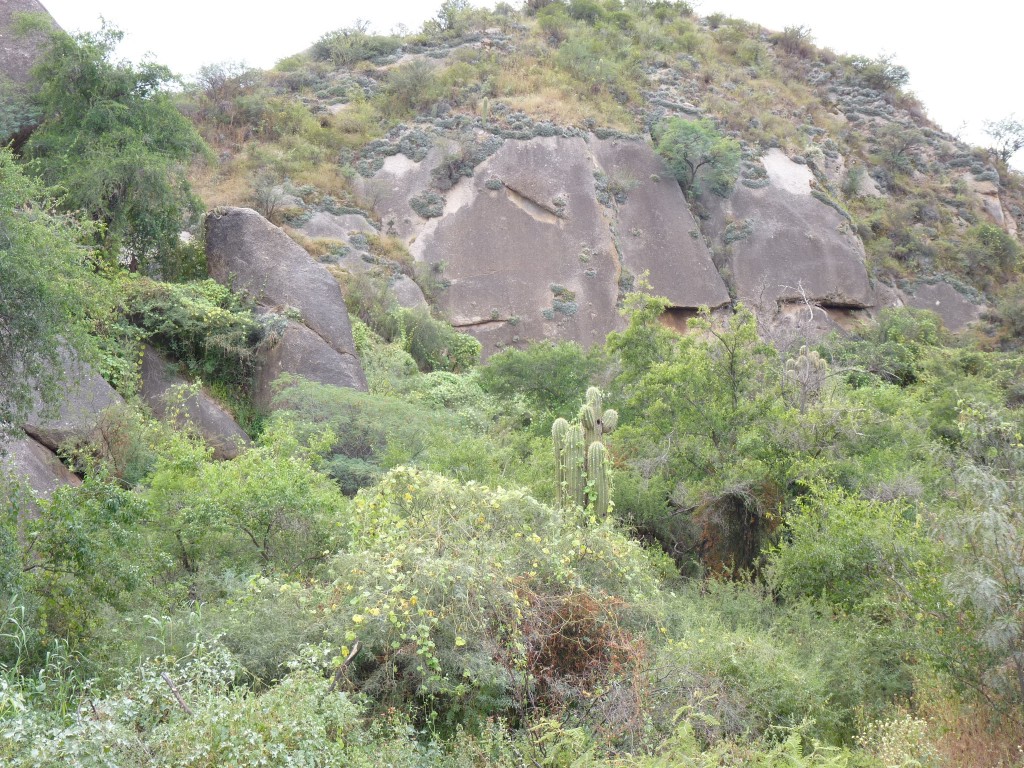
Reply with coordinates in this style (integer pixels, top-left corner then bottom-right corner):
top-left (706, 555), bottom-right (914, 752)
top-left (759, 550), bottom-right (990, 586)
top-left (848, 53), bottom-right (910, 92)
top-left (609, 301), bottom-right (783, 572)
top-left (0, 148), bottom-right (105, 437)
top-left (477, 341), bottom-right (602, 425)
top-left (654, 117), bottom-right (741, 197)
top-left (23, 23), bottom-right (209, 275)
top-left (984, 115), bottom-right (1024, 165)
top-left (941, 466), bottom-right (1024, 713)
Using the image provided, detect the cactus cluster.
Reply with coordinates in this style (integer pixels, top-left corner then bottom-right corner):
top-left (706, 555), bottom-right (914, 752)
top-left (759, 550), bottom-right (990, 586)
top-left (784, 344), bottom-right (827, 413)
top-left (552, 387), bottom-right (618, 515)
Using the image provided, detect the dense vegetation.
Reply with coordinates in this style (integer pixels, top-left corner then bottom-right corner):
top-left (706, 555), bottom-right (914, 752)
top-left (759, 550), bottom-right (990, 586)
top-left (4, 1), bottom-right (1024, 766)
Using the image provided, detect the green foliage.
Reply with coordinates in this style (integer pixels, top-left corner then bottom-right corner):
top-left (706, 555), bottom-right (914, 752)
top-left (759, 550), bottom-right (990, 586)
top-left (983, 114), bottom-right (1024, 165)
top-left (940, 465), bottom-right (1024, 709)
top-left (7, 472), bottom-right (151, 657)
top-left (270, 376), bottom-right (478, 492)
top-left (145, 420), bottom-right (346, 580)
top-left (612, 303), bottom-right (781, 536)
top-left (312, 24), bottom-right (401, 66)
top-left (653, 117), bottom-right (741, 197)
top-left (0, 148), bottom-right (105, 436)
top-left (24, 23), bottom-right (209, 275)
top-left (767, 485), bottom-right (925, 614)
top-left (847, 54), bottom-right (910, 92)
top-left (378, 59), bottom-right (443, 118)
top-left (963, 222), bottom-right (1022, 292)
top-left (825, 307), bottom-right (946, 386)
top-left (343, 273), bottom-right (480, 373)
top-left (316, 466), bottom-right (663, 729)
top-left (122, 277), bottom-right (269, 393)
top-left (478, 341), bottom-right (603, 429)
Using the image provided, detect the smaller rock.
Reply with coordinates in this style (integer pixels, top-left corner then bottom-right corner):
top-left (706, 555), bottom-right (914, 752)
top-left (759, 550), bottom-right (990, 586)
top-left (1, 434), bottom-right (81, 504)
top-left (140, 347), bottom-right (251, 460)
top-left (23, 354), bottom-right (124, 451)
top-left (255, 320), bottom-right (368, 410)
top-left (391, 275), bottom-right (429, 310)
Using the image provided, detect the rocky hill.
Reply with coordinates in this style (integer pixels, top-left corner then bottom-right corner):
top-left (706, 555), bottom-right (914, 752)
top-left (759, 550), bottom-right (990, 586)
top-left (179, 3), bottom-right (1022, 359)
top-left (7, 5), bottom-right (1024, 765)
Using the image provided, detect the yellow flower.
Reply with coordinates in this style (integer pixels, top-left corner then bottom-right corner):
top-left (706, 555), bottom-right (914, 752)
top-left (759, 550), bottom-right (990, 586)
top-left (352, 614), bottom-right (365, 624)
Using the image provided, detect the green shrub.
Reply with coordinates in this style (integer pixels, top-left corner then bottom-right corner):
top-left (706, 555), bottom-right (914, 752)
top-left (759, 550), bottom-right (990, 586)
top-left (312, 26), bottom-right (401, 66)
top-left (767, 485), bottom-right (925, 613)
top-left (122, 277), bottom-right (271, 393)
top-left (477, 341), bottom-right (602, 426)
top-left (654, 117), bottom-right (741, 197)
top-left (378, 59), bottom-right (443, 118)
top-left (144, 421), bottom-right (347, 580)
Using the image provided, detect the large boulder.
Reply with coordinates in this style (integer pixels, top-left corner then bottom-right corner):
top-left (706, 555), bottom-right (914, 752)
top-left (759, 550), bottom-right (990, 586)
top-left (366, 133), bottom-right (729, 356)
top-left (0, 0), bottom-right (54, 87)
top-left (707, 149), bottom-right (873, 309)
top-left (254, 320), bottom-right (368, 410)
top-left (1, 434), bottom-right (81, 503)
top-left (140, 346), bottom-right (251, 460)
top-left (23, 354), bottom-right (124, 451)
top-left (896, 280), bottom-right (984, 333)
top-left (204, 207), bottom-right (367, 397)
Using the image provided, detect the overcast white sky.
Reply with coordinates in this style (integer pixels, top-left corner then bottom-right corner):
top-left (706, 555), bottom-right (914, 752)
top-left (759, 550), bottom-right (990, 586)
top-left (39, 0), bottom-right (1024, 157)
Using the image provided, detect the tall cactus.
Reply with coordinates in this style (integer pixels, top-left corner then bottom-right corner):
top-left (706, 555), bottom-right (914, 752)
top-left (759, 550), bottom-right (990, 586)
top-left (587, 441), bottom-right (611, 517)
top-left (784, 344), bottom-right (827, 414)
top-left (553, 388), bottom-right (618, 514)
top-left (563, 424), bottom-right (586, 508)
top-left (579, 386), bottom-right (618, 450)
top-left (552, 417), bottom-right (569, 508)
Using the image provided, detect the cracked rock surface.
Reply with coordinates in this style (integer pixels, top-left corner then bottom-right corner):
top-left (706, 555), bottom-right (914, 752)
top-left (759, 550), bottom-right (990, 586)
top-left (366, 134), bottom-right (729, 356)
top-left (706, 149), bottom-right (873, 309)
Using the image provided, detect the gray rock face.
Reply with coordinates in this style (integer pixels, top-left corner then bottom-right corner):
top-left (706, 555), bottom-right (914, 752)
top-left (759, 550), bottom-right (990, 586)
top-left (417, 136), bottom-right (622, 353)
top-left (707, 149), bottom-right (873, 309)
top-left (23, 356), bottom-right (124, 451)
top-left (592, 138), bottom-right (730, 309)
top-left (299, 211), bottom-right (377, 241)
top-left (0, 0), bottom-right (54, 87)
top-left (140, 347), bottom-right (251, 460)
top-left (898, 281), bottom-right (984, 332)
top-left (1, 434), bottom-right (81, 503)
top-left (369, 134), bottom-right (729, 356)
top-left (254, 320), bottom-right (369, 410)
top-left (204, 207), bottom-right (367, 398)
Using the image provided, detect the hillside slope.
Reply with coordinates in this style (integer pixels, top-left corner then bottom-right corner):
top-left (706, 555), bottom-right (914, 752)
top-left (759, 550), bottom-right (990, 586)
top-left (182, 1), bottom-right (1023, 354)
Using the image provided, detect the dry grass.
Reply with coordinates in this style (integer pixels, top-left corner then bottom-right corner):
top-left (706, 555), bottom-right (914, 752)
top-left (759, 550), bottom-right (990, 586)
top-left (914, 676), bottom-right (1024, 767)
top-left (189, 158), bottom-right (253, 210)
top-left (283, 228), bottom-right (345, 259)
top-left (492, 51), bottom-right (638, 131)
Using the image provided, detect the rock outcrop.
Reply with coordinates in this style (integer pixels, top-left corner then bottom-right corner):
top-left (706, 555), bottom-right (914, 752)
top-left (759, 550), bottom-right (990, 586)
top-left (205, 207), bottom-right (367, 404)
top-left (707, 149), bottom-right (873, 310)
top-left (1, 434), bottom-right (81, 503)
top-left (140, 346), bottom-right (251, 459)
top-left (23, 355), bottom-right (124, 451)
top-left (893, 280), bottom-right (984, 333)
top-left (363, 133), bottom-right (729, 356)
top-left (0, 0), bottom-right (53, 87)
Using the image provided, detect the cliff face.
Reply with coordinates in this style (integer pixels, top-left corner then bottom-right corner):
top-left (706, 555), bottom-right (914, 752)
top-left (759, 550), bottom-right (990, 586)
top-left (187, 6), bottom-right (1022, 353)
top-left (0, 0), bottom-right (54, 86)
